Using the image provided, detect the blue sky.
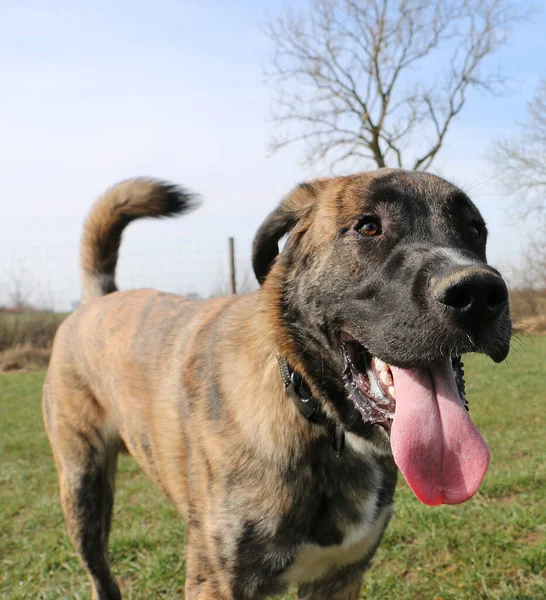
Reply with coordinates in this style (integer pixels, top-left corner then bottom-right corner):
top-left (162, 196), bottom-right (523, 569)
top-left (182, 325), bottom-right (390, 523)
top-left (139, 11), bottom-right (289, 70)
top-left (1, 1), bottom-right (545, 309)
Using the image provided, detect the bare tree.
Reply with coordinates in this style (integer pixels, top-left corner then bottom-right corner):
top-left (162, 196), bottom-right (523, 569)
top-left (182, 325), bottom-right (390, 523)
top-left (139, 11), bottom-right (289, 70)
top-left (265, 0), bottom-right (530, 171)
top-left (6, 262), bottom-right (34, 309)
top-left (0, 260), bottom-right (55, 311)
top-left (490, 79), bottom-right (546, 297)
top-left (490, 79), bottom-right (546, 221)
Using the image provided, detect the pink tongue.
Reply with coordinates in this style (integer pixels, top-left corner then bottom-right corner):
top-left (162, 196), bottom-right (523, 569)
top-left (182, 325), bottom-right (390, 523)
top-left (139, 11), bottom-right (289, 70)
top-left (389, 360), bottom-right (489, 506)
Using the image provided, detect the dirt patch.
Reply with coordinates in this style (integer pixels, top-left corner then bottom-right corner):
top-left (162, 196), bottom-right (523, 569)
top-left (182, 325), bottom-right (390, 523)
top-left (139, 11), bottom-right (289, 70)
top-left (514, 531), bottom-right (542, 546)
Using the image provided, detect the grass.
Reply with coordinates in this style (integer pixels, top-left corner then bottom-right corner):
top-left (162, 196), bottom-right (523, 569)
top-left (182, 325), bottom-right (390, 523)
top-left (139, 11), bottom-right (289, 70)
top-left (1, 337), bottom-right (545, 599)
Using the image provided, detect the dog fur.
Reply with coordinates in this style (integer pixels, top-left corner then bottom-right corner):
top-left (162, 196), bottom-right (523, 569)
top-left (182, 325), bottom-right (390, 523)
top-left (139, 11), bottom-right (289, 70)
top-left (43, 171), bottom-right (510, 599)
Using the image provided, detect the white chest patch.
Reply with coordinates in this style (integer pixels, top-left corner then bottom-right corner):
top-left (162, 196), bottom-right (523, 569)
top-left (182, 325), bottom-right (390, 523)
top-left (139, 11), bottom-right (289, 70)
top-left (281, 500), bottom-right (393, 585)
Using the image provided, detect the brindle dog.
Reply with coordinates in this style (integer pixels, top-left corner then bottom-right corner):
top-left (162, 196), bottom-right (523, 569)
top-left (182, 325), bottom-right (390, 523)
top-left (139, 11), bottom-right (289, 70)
top-left (43, 171), bottom-right (511, 600)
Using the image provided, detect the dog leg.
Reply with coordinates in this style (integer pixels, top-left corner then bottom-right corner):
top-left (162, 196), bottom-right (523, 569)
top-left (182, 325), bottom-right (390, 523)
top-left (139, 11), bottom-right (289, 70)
top-left (44, 384), bottom-right (121, 600)
top-left (184, 533), bottom-right (232, 600)
top-left (297, 561), bottom-right (367, 600)
top-left (185, 577), bottom-right (227, 600)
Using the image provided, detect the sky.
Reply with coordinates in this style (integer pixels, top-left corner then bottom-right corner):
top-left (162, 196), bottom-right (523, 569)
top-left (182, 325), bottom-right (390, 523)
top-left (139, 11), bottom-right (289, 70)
top-left (1, 0), bottom-right (545, 310)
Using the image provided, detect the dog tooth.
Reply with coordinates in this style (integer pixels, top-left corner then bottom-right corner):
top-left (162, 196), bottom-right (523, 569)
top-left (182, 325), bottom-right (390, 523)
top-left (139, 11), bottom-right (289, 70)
top-left (374, 358), bottom-right (388, 372)
top-left (388, 386), bottom-right (396, 399)
top-left (380, 370), bottom-right (393, 387)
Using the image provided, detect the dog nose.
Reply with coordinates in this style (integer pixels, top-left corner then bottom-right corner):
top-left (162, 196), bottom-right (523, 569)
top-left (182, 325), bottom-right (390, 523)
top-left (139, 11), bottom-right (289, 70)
top-left (433, 268), bottom-right (508, 326)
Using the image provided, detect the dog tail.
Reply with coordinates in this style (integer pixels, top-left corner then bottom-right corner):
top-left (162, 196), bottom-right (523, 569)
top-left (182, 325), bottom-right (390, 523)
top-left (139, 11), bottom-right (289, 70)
top-left (80, 177), bottom-right (198, 302)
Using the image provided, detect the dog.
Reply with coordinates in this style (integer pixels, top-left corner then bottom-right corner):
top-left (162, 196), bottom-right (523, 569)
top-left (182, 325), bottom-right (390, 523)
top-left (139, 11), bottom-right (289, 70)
top-left (43, 170), bottom-right (511, 600)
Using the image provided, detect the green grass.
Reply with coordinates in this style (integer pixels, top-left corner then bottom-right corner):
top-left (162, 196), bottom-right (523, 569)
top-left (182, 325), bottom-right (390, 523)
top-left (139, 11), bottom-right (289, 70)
top-left (1, 337), bottom-right (545, 599)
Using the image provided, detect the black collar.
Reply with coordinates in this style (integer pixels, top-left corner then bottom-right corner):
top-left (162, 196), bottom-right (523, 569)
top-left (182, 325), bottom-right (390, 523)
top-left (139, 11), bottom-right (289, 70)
top-left (277, 356), bottom-right (345, 457)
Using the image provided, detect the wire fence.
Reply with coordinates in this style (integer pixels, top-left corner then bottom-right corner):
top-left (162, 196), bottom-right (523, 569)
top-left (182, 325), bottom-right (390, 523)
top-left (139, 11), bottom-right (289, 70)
top-left (0, 237), bottom-right (258, 313)
top-left (3, 234), bottom-right (543, 316)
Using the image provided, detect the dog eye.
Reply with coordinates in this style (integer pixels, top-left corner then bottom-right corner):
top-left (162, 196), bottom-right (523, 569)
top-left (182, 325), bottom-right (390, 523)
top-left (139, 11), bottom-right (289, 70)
top-left (357, 218), bottom-right (382, 237)
top-left (467, 223), bottom-right (482, 238)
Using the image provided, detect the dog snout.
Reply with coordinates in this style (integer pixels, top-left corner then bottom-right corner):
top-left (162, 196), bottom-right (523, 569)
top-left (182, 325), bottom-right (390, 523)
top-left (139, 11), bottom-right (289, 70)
top-left (433, 267), bottom-right (508, 327)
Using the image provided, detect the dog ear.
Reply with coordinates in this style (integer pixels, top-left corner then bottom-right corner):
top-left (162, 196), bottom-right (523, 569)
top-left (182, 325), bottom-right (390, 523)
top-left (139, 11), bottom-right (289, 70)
top-left (252, 181), bottom-right (326, 285)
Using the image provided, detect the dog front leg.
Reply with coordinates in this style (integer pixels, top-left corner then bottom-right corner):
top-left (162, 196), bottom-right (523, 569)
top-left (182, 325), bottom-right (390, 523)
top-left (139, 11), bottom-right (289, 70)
top-left (184, 535), bottom-right (233, 600)
top-left (297, 560), bottom-right (368, 600)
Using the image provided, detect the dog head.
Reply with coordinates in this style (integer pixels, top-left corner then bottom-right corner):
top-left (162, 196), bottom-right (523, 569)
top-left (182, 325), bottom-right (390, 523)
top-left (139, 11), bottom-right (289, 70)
top-left (253, 169), bottom-right (511, 505)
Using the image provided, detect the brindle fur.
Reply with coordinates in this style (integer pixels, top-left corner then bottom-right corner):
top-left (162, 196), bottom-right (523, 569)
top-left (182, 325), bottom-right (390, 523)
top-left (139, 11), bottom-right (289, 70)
top-left (44, 171), bottom-right (510, 599)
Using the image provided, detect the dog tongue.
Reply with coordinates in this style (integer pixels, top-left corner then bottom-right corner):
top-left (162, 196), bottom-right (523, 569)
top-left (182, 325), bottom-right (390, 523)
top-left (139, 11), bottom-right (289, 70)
top-left (389, 360), bottom-right (489, 506)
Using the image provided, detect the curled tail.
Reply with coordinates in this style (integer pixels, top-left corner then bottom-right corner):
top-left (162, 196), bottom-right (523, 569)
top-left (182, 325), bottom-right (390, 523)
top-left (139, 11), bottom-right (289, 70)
top-left (80, 177), bottom-right (198, 302)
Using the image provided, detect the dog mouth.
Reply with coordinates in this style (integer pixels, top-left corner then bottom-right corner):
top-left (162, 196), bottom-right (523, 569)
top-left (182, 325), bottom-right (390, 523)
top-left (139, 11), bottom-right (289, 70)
top-left (341, 336), bottom-right (396, 430)
top-left (340, 333), bottom-right (467, 430)
top-left (339, 332), bottom-right (488, 507)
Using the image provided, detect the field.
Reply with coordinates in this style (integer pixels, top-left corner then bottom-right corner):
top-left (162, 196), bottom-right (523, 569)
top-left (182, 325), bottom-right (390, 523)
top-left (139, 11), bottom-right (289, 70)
top-left (1, 337), bottom-right (545, 599)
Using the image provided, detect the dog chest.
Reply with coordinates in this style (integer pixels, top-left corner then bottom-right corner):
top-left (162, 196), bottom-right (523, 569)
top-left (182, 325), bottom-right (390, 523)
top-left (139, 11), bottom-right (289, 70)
top-left (280, 497), bottom-right (392, 585)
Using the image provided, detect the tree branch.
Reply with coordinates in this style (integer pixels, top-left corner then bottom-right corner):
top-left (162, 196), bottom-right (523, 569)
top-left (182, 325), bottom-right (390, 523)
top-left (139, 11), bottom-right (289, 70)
top-left (265, 0), bottom-right (531, 171)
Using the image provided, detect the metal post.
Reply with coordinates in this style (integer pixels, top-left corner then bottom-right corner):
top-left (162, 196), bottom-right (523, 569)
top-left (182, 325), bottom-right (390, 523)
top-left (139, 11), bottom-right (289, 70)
top-left (228, 237), bottom-right (237, 295)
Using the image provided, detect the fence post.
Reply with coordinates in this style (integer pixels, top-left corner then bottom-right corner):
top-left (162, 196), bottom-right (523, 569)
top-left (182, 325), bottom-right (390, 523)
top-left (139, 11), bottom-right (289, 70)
top-left (228, 237), bottom-right (237, 295)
